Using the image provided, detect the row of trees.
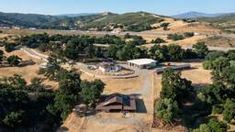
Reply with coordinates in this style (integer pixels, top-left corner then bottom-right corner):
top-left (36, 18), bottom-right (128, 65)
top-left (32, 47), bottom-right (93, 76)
top-left (155, 69), bottom-right (193, 124)
top-left (167, 32), bottom-right (195, 41)
top-left (150, 42), bottom-right (209, 61)
top-left (16, 33), bottom-right (209, 62)
top-left (106, 42), bottom-right (208, 61)
top-left (124, 33), bottom-right (146, 45)
top-left (20, 33), bottom-right (146, 48)
top-left (107, 44), bottom-right (147, 60)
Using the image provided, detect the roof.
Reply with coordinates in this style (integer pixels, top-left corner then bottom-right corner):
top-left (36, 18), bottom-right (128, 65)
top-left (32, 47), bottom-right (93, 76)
top-left (96, 94), bottom-right (137, 112)
top-left (103, 96), bottom-right (123, 106)
top-left (127, 58), bottom-right (157, 65)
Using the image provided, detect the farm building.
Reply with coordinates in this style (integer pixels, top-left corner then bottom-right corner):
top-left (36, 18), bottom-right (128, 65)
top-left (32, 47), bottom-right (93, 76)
top-left (98, 62), bottom-right (122, 73)
top-left (156, 64), bottom-right (191, 74)
top-left (127, 58), bottom-right (157, 69)
top-left (96, 93), bottom-right (137, 112)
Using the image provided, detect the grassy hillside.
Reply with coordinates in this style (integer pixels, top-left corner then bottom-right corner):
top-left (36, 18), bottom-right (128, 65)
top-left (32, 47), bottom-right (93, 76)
top-left (81, 12), bottom-right (164, 32)
top-left (0, 12), bottom-right (62, 28)
top-left (200, 13), bottom-right (235, 33)
top-left (0, 12), bottom-right (164, 32)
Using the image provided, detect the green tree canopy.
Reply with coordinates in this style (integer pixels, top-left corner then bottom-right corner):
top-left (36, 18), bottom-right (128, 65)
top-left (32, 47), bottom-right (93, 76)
top-left (192, 42), bottom-right (209, 59)
top-left (155, 98), bottom-right (180, 124)
top-left (7, 55), bottom-right (22, 66)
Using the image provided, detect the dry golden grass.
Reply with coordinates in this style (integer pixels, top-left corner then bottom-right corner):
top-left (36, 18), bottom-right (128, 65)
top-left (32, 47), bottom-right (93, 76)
top-left (80, 72), bottom-right (143, 93)
top-left (141, 35), bottom-right (206, 49)
top-left (169, 35), bottom-right (207, 46)
top-left (181, 62), bottom-right (212, 85)
top-left (0, 48), bottom-right (58, 88)
top-left (170, 22), bottom-right (220, 34)
top-left (0, 33), bottom-right (10, 38)
top-left (62, 112), bottom-right (85, 132)
top-left (151, 18), bottom-right (220, 34)
top-left (153, 74), bottom-right (162, 99)
top-left (153, 62), bottom-right (212, 100)
top-left (72, 112), bottom-right (151, 132)
top-left (200, 36), bottom-right (235, 47)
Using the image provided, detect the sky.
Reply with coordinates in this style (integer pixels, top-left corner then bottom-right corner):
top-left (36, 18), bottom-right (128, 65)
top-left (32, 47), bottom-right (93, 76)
top-left (0, 0), bottom-right (235, 16)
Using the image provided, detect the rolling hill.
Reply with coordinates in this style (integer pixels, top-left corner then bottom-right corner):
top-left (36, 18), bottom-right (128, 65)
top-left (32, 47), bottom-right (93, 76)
top-left (199, 13), bottom-right (235, 33)
top-left (0, 11), bottom-right (164, 32)
top-left (0, 12), bottom-right (62, 28)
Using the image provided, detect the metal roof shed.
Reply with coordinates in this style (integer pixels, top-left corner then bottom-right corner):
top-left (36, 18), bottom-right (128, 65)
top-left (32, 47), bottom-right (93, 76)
top-left (127, 58), bottom-right (157, 69)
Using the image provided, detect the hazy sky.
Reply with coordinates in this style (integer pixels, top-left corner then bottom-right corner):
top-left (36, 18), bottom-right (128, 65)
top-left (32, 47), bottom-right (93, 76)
top-left (0, 0), bottom-right (235, 15)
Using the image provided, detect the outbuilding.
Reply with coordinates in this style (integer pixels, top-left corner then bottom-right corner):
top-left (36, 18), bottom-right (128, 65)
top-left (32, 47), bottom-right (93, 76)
top-left (127, 58), bottom-right (157, 69)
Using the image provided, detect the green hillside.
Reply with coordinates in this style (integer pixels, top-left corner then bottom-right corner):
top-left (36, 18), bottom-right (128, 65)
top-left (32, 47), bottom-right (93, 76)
top-left (0, 12), bottom-right (164, 32)
top-left (81, 12), bottom-right (164, 32)
top-left (0, 12), bottom-right (62, 28)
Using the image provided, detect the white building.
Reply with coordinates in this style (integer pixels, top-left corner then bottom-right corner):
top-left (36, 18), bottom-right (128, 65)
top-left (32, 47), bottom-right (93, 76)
top-left (127, 59), bottom-right (157, 69)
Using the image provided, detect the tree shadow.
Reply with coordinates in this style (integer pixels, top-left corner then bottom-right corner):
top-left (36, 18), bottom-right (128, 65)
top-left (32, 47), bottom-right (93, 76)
top-left (179, 93), bottom-right (212, 129)
top-left (57, 126), bottom-right (69, 132)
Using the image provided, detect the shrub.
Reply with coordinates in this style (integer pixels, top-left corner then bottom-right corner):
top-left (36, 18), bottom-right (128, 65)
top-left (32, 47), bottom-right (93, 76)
top-left (212, 105), bottom-right (224, 114)
top-left (7, 55), bottom-right (22, 66)
top-left (151, 38), bottom-right (166, 44)
top-left (155, 98), bottom-right (180, 124)
top-left (205, 51), bottom-right (225, 61)
top-left (202, 60), bottom-right (214, 70)
top-left (223, 98), bottom-right (235, 123)
top-left (193, 119), bottom-right (227, 132)
top-left (3, 111), bottom-right (24, 128)
top-left (5, 43), bottom-right (16, 52)
top-left (227, 51), bottom-right (235, 60)
top-left (160, 23), bottom-right (170, 30)
top-left (184, 32), bottom-right (194, 38)
top-left (167, 34), bottom-right (185, 41)
top-left (192, 42), bottom-right (209, 58)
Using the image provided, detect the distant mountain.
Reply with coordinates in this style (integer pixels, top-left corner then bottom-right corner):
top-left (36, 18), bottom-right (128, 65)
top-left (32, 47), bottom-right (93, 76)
top-left (172, 11), bottom-right (226, 19)
top-left (0, 11), bottom-right (164, 32)
top-left (0, 12), bottom-right (63, 28)
top-left (57, 13), bottom-right (98, 17)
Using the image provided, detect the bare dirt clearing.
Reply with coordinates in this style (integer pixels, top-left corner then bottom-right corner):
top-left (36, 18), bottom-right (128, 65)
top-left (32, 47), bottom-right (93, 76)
top-left (181, 62), bottom-right (212, 85)
top-left (0, 48), bottom-right (58, 87)
top-left (80, 71), bottom-right (143, 93)
top-left (81, 113), bottom-right (151, 132)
